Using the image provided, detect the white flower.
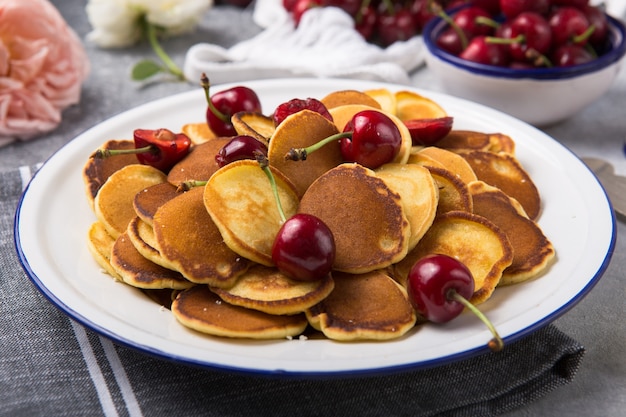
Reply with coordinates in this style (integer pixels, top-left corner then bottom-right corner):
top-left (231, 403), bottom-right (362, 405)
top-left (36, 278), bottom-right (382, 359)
top-left (86, 0), bottom-right (213, 48)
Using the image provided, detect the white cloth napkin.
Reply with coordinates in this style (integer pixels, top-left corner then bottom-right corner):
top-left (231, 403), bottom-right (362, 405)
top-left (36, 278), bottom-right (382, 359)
top-left (183, 0), bottom-right (425, 85)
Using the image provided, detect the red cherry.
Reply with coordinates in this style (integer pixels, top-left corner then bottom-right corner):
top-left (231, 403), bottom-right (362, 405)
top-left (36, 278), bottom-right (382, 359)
top-left (376, 6), bottom-right (418, 46)
top-left (436, 27), bottom-right (466, 55)
top-left (583, 4), bottom-right (608, 48)
top-left (273, 97), bottom-right (333, 127)
top-left (552, 43), bottom-right (595, 66)
top-left (404, 116), bottom-right (454, 146)
top-left (355, 4), bottom-right (378, 41)
top-left (407, 254), bottom-right (504, 351)
top-left (406, 254), bottom-right (475, 323)
top-left (499, 0), bottom-right (550, 20)
top-left (452, 6), bottom-right (495, 39)
top-left (215, 135), bottom-right (268, 167)
top-left (551, 0), bottom-right (589, 9)
top-left (201, 74), bottom-right (262, 137)
top-left (292, 0), bottom-right (323, 26)
top-left (549, 7), bottom-right (592, 47)
top-left (340, 110), bottom-right (403, 169)
top-left (470, 0), bottom-right (501, 15)
top-left (460, 35), bottom-right (510, 66)
top-left (272, 214), bottom-right (336, 281)
top-left (506, 12), bottom-right (552, 63)
top-left (410, 0), bottom-right (438, 32)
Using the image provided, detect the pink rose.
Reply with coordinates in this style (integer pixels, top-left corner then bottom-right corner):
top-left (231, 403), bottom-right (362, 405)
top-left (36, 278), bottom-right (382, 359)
top-left (0, 0), bottom-right (90, 146)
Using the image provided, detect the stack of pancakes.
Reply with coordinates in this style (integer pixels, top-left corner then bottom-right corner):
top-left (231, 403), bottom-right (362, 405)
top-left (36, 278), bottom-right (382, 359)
top-left (83, 88), bottom-right (555, 342)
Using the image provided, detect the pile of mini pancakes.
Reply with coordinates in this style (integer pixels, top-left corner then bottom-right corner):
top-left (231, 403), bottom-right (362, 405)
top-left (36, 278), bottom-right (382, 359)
top-left (83, 88), bottom-right (555, 342)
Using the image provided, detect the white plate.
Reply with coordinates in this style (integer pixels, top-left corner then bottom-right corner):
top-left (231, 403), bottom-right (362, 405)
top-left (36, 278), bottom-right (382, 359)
top-left (15, 78), bottom-right (615, 376)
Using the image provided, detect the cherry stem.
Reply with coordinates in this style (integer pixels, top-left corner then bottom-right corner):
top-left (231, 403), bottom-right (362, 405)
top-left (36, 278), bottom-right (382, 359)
top-left (285, 131), bottom-right (351, 161)
top-left (200, 73), bottom-right (230, 124)
top-left (92, 145), bottom-right (155, 159)
top-left (429, 1), bottom-right (468, 50)
top-left (485, 34), bottom-right (525, 45)
top-left (143, 18), bottom-right (185, 80)
top-left (255, 151), bottom-right (287, 223)
top-left (177, 180), bottom-right (207, 192)
top-left (474, 16), bottom-right (500, 30)
top-left (447, 289), bottom-right (504, 352)
top-left (572, 24), bottom-right (596, 45)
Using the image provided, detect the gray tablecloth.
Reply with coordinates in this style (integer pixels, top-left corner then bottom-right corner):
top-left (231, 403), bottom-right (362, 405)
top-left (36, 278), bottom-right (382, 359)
top-left (1, 1), bottom-right (625, 416)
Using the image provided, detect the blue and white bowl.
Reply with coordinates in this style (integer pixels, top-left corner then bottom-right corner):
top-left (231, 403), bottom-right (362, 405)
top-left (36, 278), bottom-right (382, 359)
top-left (422, 10), bottom-right (626, 126)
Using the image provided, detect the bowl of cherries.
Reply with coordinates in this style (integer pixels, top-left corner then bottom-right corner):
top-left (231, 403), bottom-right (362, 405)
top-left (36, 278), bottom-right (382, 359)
top-left (422, 0), bottom-right (626, 126)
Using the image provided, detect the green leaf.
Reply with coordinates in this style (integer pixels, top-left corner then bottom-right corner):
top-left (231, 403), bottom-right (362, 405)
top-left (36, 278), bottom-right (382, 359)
top-left (131, 60), bottom-right (164, 81)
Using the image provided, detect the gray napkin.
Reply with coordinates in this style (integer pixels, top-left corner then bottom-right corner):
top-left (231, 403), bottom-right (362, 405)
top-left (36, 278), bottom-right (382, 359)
top-left (1, 167), bottom-right (584, 417)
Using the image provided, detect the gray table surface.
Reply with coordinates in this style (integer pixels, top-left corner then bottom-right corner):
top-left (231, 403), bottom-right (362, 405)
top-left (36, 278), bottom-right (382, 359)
top-left (2, 1), bottom-right (624, 416)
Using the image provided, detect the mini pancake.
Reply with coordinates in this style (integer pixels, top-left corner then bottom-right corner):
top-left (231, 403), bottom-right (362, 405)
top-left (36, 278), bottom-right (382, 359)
top-left (86, 221), bottom-right (121, 280)
top-left (329, 104), bottom-right (412, 165)
top-left (412, 146), bottom-right (478, 185)
top-left (320, 89), bottom-right (382, 110)
top-left (231, 112), bottom-right (274, 145)
top-left (204, 159), bottom-right (299, 266)
top-left (394, 210), bottom-right (513, 305)
top-left (305, 270), bottom-right (416, 341)
top-left (210, 264), bottom-right (335, 315)
top-left (167, 138), bottom-right (231, 188)
top-left (375, 163), bottom-right (439, 250)
top-left (425, 166), bottom-right (473, 215)
top-left (468, 181), bottom-right (555, 285)
top-left (171, 285), bottom-right (309, 339)
top-left (394, 90), bottom-right (448, 121)
top-left (461, 150), bottom-right (541, 220)
top-left (364, 88), bottom-right (397, 113)
top-left (111, 231), bottom-right (194, 290)
top-left (133, 182), bottom-right (180, 226)
top-left (94, 164), bottom-right (167, 239)
top-left (83, 139), bottom-right (138, 210)
top-left (436, 130), bottom-right (515, 155)
top-left (153, 186), bottom-right (250, 288)
top-left (268, 109), bottom-right (343, 197)
top-left (298, 163), bottom-right (410, 274)
top-left (181, 122), bottom-right (216, 144)
top-left (126, 216), bottom-right (178, 271)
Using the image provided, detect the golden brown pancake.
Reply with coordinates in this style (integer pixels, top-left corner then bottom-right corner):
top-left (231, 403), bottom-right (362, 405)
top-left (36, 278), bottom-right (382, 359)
top-left (425, 166), bottom-right (473, 215)
top-left (94, 164), bottom-right (167, 239)
top-left (375, 163), bottom-right (439, 250)
top-left (306, 270), bottom-right (416, 341)
top-left (166, 138), bottom-right (230, 188)
top-left (328, 104), bottom-right (412, 165)
top-left (153, 186), bottom-right (250, 288)
top-left (321, 89), bottom-right (382, 110)
top-left (83, 139), bottom-right (138, 210)
top-left (111, 232), bottom-right (194, 290)
top-left (414, 146), bottom-right (477, 185)
top-left (86, 221), bottom-right (121, 280)
top-left (203, 159), bottom-right (299, 266)
top-left (231, 112), bottom-right (274, 145)
top-left (394, 210), bottom-right (513, 304)
top-left (133, 182), bottom-right (180, 226)
top-left (364, 88), bottom-right (397, 113)
top-left (394, 90), bottom-right (448, 121)
top-left (436, 130), bottom-right (515, 155)
top-left (298, 163), bottom-right (410, 274)
top-left (171, 285), bottom-right (309, 339)
top-left (126, 216), bottom-right (178, 271)
top-left (181, 122), bottom-right (216, 144)
top-left (468, 181), bottom-right (555, 285)
top-left (461, 150), bottom-right (541, 220)
top-left (268, 109), bottom-right (343, 197)
top-left (211, 264), bottom-right (335, 315)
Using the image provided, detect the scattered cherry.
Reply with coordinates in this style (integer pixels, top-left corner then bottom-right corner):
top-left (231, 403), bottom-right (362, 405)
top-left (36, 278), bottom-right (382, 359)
top-left (285, 109), bottom-right (402, 169)
top-left (215, 135), bottom-right (268, 167)
top-left (499, 0), bottom-right (550, 20)
top-left (201, 73), bottom-right (262, 137)
top-left (273, 97), bottom-right (333, 127)
top-left (404, 116), bottom-right (454, 146)
top-left (549, 6), bottom-right (593, 47)
top-left (460, 35), bottom-right (510, 66)
top-left (552, 43), bottom-right (595, 66)
top-left (256, 152), bottom-right (336, 282)
top-left (292, 0), bottom-right (323, 26)
top-left (407, 254), bottom-right (504, 351)
top-left (91, 128), bottom-right (191, 172)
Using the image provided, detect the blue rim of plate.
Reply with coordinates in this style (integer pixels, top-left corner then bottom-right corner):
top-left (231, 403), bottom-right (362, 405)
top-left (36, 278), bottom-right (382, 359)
top-left (423, 9), bottom-right (626, 80)
top-left (13, 80), bottom-right (617, 378)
